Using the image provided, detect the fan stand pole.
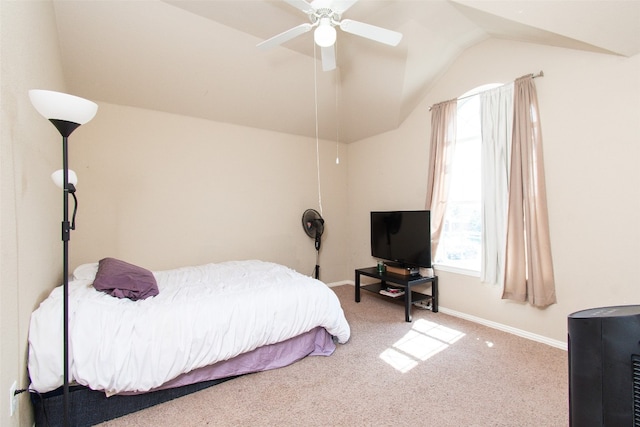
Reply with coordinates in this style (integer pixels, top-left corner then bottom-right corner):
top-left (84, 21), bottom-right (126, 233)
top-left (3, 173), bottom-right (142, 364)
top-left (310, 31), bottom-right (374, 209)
top-left (315, 249), bottom-right (320, 280)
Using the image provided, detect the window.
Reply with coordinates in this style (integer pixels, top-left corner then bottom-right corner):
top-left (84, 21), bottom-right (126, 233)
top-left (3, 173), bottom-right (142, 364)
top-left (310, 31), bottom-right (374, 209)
top-left (434, 84), bottom-right (501, 273)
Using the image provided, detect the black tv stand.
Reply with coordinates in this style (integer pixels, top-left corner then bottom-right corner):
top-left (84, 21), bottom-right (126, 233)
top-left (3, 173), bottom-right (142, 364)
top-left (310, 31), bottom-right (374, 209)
top-left (355, 267), bottom-right (438, 322)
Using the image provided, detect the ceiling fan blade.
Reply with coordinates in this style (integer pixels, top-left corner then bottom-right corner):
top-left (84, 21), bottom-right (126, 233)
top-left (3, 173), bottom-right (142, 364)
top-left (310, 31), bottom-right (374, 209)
top-left (339, 19), bottom-right (403, 46)
top-left (257, 23), bottom-right (313, 50)
top-left (321, 45), bottom-right (336, 71)
top-left (285, 0), bottom-right (315, 14)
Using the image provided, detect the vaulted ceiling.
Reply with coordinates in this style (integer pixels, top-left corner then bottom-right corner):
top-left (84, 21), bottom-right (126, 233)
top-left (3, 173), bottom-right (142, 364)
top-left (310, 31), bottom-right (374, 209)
top-left (52, 0), bottom-right (640, 143)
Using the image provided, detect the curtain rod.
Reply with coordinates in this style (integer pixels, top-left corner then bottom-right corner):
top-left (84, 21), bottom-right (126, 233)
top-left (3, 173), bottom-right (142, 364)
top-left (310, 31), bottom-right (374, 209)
top-left (428, 70), bottom-right (544, 111)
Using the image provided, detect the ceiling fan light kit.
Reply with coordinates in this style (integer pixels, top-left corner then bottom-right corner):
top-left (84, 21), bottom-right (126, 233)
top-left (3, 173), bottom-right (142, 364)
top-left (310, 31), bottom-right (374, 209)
top-left (314, 17), bottom-right (336, 47)
top-left (258, 0), bottom-right (402, 70)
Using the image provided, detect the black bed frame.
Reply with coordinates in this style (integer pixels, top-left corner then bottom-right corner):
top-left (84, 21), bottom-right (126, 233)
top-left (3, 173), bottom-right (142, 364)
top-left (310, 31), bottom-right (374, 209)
top-left (31, 376), bottom-right (237, 426)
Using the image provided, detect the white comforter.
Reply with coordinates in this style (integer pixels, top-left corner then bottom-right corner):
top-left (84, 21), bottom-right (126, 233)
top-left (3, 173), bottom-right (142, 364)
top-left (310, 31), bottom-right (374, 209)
top-left (28, 260), bottom-right (350, 394)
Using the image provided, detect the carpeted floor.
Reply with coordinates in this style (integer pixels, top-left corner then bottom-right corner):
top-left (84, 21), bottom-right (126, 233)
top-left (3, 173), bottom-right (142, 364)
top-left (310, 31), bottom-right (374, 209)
top-left (100, 284), bottom-right (568, 426)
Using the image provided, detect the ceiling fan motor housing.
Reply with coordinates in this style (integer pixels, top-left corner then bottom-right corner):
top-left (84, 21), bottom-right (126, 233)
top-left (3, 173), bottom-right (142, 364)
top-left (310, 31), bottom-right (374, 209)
top-left (309, 8), bottom-right (341, 25)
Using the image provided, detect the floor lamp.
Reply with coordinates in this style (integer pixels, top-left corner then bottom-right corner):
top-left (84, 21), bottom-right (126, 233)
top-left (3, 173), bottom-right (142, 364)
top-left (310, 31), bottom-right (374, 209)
top-left (29, 89), bottom-right (97, 426)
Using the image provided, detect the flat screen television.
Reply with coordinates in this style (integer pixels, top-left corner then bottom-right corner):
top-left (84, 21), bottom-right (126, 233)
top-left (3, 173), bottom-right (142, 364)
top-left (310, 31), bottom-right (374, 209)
top-left (370, 210), bottom-right (431, 269)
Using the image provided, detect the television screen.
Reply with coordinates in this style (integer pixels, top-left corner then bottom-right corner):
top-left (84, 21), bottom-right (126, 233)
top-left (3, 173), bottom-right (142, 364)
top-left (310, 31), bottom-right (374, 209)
top-left (370, 210), bottom-right (431, 269)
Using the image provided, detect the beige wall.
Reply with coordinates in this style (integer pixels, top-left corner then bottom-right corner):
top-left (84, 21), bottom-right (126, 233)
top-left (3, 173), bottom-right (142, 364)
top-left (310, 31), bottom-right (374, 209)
top-left (1, 1), bottom-right (69, 426)
top-left (348, 38), bottom-right (640, 344)
top-left (70, 104), bottom-right (350, 283)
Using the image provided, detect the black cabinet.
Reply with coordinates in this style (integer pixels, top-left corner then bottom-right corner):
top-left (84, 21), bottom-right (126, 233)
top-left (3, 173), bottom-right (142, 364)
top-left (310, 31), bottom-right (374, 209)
top-left (355, 267), bottom-right (438, 322)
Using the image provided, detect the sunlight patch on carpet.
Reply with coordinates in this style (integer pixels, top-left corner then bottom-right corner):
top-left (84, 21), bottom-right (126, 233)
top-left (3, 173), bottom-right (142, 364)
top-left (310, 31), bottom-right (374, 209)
top-left (380, 319), bottom-right (465, 373)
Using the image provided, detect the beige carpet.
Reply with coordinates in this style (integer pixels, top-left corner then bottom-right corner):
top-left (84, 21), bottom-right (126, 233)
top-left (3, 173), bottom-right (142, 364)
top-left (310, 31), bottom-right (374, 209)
top-left (100, 285), bottom-right (568, 426)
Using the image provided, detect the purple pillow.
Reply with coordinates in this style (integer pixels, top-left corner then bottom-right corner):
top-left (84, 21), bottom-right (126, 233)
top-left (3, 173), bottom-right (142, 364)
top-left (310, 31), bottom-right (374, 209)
top-left (93, 258), bottom-right (159, 300)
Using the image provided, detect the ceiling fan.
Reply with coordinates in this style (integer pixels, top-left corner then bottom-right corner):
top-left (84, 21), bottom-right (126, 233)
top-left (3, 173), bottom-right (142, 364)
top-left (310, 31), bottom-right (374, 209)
top-left (257, 0), bottom-right (403, 71)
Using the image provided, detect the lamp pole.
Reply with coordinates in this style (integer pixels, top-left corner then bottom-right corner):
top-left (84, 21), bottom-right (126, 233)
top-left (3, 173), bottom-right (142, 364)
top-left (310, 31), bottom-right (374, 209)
top-left (62, 134), bottom-right (71, 427)
top-left (51, 121), bottom-right (80, 427)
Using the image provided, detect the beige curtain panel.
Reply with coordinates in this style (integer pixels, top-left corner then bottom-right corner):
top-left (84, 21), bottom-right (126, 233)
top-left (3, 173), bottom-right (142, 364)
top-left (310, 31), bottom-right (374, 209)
top-left (425, 100), bottom-right (457, 258)
top-left (502, 75), bottom-right (556, 307)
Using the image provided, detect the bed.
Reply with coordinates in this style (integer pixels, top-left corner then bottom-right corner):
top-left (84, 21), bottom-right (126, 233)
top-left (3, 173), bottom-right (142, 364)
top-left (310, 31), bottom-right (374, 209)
top-left (28, 259), bottom-right (350, 425)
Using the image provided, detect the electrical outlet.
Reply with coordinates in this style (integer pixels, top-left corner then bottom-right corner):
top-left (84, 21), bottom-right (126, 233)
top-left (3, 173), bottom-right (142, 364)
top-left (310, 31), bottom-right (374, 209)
top-left (9, 380), bottom-right (17, 417)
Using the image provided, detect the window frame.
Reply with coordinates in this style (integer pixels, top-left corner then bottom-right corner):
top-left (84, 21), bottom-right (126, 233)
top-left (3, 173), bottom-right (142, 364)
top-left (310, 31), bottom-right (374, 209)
top-left (432, 84), bottom-right (502, 277)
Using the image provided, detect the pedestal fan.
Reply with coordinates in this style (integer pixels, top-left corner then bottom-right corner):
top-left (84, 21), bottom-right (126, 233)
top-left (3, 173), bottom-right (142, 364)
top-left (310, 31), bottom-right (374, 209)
top-left (302, 209), bottom-right (324, 279)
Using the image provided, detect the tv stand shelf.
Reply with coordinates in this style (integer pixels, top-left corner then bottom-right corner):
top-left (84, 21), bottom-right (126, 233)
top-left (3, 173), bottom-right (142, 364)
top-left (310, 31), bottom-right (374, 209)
top-left (360, 282), bottom-right (430, 304)
top-left (355, 267), bottom-right (438, 322)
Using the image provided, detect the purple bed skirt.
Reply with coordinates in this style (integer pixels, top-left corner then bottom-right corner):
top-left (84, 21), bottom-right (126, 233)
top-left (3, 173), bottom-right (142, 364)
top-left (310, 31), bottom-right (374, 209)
top-left (121, 326), bottom-right (335, 394)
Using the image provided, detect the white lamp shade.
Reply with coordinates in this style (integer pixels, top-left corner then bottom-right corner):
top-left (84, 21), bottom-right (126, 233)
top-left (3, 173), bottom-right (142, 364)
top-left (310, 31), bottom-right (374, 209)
top-left (314, 18), bottom-right (336, 47)
top-left (51, 169), bottom-right (78, 189)
top-left (29, 89), bottom-right (98, 125)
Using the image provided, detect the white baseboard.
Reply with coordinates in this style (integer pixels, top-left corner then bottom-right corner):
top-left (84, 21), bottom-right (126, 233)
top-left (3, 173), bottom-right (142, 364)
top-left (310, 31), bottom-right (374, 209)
top-left (437, 306), bottom-right (567, 351)
top-left (333, 281), bottom-right (567, 351)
